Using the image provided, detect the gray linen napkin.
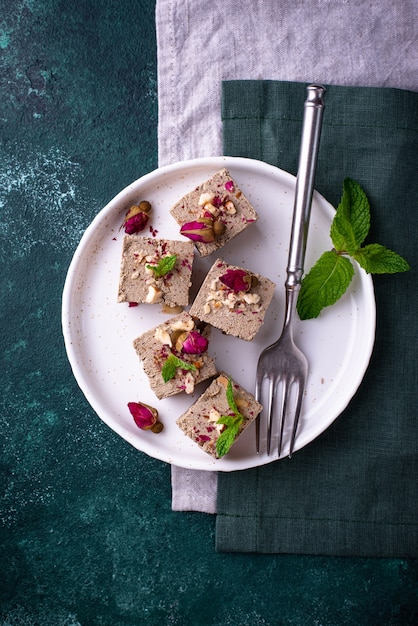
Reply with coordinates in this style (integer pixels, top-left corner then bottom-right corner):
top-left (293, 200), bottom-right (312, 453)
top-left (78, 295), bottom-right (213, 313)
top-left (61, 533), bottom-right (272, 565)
top-left (216, 80), bottom-right (417, 556)
top-left (156, 0), bottom-right (418, 513)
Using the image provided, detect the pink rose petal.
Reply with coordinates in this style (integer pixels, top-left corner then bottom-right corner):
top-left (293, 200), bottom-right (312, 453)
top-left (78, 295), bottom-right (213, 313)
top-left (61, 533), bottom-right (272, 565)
top-left (181, 331), bottom-right (209, 355)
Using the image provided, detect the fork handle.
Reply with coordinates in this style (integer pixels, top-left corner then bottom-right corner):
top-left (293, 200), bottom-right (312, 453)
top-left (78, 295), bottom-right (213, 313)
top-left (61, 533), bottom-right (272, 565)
top-left (285, 85), bottom-right (326, 301)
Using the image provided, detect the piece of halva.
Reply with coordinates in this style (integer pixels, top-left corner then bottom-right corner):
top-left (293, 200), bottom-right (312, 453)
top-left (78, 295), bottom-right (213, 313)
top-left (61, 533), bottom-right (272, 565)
top-left (133, 312), bottom-right (217, 400)
top-left (170, 168), bottom-right (258, 257)
top-left (118, 236), bottom-right (194, 307)
top-left (176, 373), bottom-right (262, 459)
top-left (189, 258), bottom-right (275, 341)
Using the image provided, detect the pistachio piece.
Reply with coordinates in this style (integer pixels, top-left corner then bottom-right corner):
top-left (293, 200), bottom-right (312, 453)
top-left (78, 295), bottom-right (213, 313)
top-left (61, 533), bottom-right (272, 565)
top-left (250, 275), bottom-right (259, 288)
top-left (173, 330), bottom-right (188, 352)
top-left (213, 220), bottom-right (226, 237)
top-left (138, 200), bottom-right (152, 213)
top-left (235, 397), bottom-right (249, 410)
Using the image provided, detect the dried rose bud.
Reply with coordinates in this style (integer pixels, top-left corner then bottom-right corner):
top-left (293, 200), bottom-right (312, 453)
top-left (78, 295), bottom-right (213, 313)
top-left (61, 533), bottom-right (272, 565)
top-left (219, 268), bottom-right (253, 293)
top-left (180, 330), bottom-right (209, 355)
top-left (180, 218), bottom-right (215, 243)
top-left (121, 202), bottom-right (152, 233)
top-left (124, 211), bottom-right (149, 234)
top-left (128, 401), bottom-right (160, 431)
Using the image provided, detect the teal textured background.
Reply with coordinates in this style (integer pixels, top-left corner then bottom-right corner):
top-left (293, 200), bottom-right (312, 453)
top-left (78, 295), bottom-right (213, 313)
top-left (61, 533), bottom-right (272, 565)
top-left (1, 1), bottom-right (417, 624)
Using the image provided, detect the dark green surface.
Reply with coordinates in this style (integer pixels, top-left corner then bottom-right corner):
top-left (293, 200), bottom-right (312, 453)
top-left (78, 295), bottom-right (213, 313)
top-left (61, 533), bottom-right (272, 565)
top-left (1, 1), bottom-right (417, 624)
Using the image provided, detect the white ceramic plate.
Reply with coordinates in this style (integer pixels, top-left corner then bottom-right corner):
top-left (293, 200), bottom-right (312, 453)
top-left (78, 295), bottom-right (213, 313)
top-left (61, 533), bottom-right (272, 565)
top-left (62, 157), bottom-right (375, 471)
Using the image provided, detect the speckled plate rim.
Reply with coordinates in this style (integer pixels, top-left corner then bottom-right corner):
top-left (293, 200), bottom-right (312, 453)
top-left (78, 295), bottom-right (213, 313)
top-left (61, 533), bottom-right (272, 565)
top-left (62, 156), bottom-right (376, 471)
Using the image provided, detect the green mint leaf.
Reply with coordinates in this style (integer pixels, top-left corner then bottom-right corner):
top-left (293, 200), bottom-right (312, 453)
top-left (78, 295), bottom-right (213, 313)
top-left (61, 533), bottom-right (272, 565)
top-left (215, 378), bottom-right (244, 457)
top-left (330, 178), bottom-right (370, 254)
top-left (297, 250), bottom-right (355, 319)
top-left (216, 415), bottom-right (242, 458)
top-left (353, 244), bottom-right (410, 274)
top-left (146, 255), bottom-right (177, 278)
top-left (225, 378), bottom-right (240, 415)
top-left (161, 353), bottom-right (196, 383)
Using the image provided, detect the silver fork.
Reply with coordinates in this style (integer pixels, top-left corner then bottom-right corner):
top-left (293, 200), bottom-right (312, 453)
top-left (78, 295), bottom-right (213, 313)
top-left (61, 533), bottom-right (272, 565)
top-left (255, 84), bottom-right (326, 458)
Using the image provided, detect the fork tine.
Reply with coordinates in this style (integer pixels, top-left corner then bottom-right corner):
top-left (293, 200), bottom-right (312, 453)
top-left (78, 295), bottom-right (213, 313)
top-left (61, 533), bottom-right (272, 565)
top-left (266, 377), bottom-right (276, 456)
top-left (255, 412), bottom-right (261, 454)
top-left (255, 371), bottom-right (264, 454)
top-left (278, 378), bottom-right (289, 457)
top-left (288, 381), bottom-right (304, 458)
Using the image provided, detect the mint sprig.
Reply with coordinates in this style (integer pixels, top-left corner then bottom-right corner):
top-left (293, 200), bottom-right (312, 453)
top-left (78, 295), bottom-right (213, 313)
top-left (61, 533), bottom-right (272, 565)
top-left (297, 178), bottom-right (410, 320)
top-left (146, 255), bottom-right (177, 278)
top-left (216, 378), bottom-right (244, 458)
top-left (161, 353), bottom-right (196, 383)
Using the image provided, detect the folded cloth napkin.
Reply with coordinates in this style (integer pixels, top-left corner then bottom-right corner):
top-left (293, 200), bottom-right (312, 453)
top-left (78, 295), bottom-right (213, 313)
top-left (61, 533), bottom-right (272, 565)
top-left (216, 80), bottom-right (418, 556)
top-left (156, 0), bottom-right (418, 519)
top-left (157, 0), bottom-right (417, 168)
